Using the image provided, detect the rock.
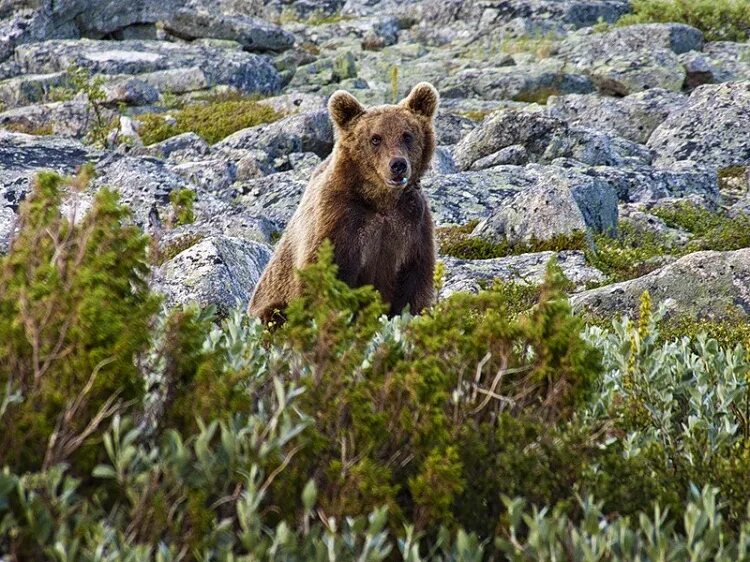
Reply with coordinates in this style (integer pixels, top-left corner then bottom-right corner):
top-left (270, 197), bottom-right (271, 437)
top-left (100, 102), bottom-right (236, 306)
top-left (679, 51), bottom-right (717, 90)
top-left (647, 81), bottom-right (750, 169)
top-left (0, 72), bottom-right (69, 108)
top-left (0, 205), bottom-right (17, 254)
top-left (237, 170), bottom-right (307, 227)
top-left (434, 111), bottom-right (477, 145)
top-left (439, 60), bottom-right (595, 102)
top-left (153, 235), bottom-right (272, 313)
top-left (471, 171), bottom-right (618, 244)
top-left (702, 42), bottom-right (750, 84)
top-left (257, 92), bottom-right (327, 114)
top-left (162, 9), bottom-right (294, 52)
top-left (571, 248), bottom-right (750, 320)
top-left (569, 164), bottom-right (719, 204)
top-left (12, 39), bottom-right (283, 96)
top-left (0, 100), bottom-right (117, 139)
top-left (0, 131), bottom-right (98, 211)
top-left (100, 76), bottom-right (159, 106)
top-left (170, 159), bottom-right (237, 196)
top-left (618, 204), bottom-right (692, 247)
top-left (422, 0), bottom-right (630, 32)
top-left (216, 109), bottom-right (333, 157)
top-left (139, 67), bottom-right (210, 95)
top-left (90, 155), bottom-right (226, 228)
top-left (557, 24), bottom-right (699, 94)
top-left (453, 109), bottom-right (651, 171)
top-left (135, 132), bottom-right (211, 162)
top-left (471, 144), bottom-right (529, 169)
top-left (546, 89), bottom-right (687, 144)
top-left (439, 251), bottom-right (605, 298)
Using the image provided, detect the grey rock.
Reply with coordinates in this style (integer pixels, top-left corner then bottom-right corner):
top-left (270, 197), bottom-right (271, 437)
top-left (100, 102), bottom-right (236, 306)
top-left (679, 51), bottom-right (717, 90)
top-left (163, 9), bottom-right (294, 52)
top-left (12, 39), bottom-right (283, 96)
top-left (558, 24), bottom-right (697, 94)
top-left (139, 67), bottom-right (210, 95)
top-left (471, 144), bottom-right (529, 169)
top-left (453, 109), bottom-right (651, 171)
top-left (619, 204), bottom-right (692, 247)
top-left (0, 131), bottom-right (98, 211)
top-left (568, 164), bottom-right (719, 204)
top-left (101, 76), bottom-right (159, 106)
top-left (471, 171), bottom-right (618, 244)
top-left (134, 132), bottom-right (211, 163)
top-left (430, 146), bottom-right (459, 175)
top-left (439, 251), bottom-right (605, 299)
top-left (439, 61), bottom-right (594, 101)
top-left (571, 248), bottom-right (750, 320)
top-left (257, 92), bottom-right (327, 114)
top-left (0, 100), bottom-right (116, 139)
top-left (0, 72), bottom-right (69, 108)
top-left (237, 170), bottom-right (307, 227)
top-left (170, 159), bottom-right (237, 196)
top-left (216, 109), bottom-right (333, 157)
top-left (0, 205), bottom-right (17, 254)
top-left (702, 42), bottom-right (750, 84)
top-left (434, 111), bottom-right (477, 145)
top-left (422, 0), bottom-right (630, 32)
top-left (546, 88), bottom-right (687, 144)
top-left (153, 235), bottom-right (272, 313)
top-left (647, 81), bottom-right (750, 169)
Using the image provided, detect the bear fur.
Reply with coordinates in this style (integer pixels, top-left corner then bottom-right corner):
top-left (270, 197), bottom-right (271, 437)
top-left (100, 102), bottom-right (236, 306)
top-left (248, 82), bottom-right (439, 322)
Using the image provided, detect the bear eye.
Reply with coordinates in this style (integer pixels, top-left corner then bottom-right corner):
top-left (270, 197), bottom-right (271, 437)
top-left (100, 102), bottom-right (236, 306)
top-left (371, 135), bottom-right (382, 147)
top-left (402, 132), bottom-right (414, 145)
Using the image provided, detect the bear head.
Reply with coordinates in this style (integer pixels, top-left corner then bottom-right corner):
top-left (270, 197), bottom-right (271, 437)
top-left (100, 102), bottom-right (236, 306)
top-left (327, 82), bottom-right (439, 193)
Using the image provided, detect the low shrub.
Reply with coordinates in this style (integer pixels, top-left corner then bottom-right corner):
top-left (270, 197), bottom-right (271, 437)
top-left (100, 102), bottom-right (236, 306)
top-left (618, 0), bottom-right (750, 42)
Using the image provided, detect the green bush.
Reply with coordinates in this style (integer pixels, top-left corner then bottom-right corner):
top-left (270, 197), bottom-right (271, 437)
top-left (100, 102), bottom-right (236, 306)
top-left (0, 168), bottom-right (160, 473)
top-left (618, 0), bottom-right (750, 42)
top-left (437, 221), bottom-right (588, 260)
top-left (137, 97), bottom-right (283, 145)
top-left (7, 175), bottom-right (750, 559)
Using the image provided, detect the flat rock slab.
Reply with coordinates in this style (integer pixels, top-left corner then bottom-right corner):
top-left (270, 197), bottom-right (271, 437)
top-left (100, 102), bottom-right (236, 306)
top-left (12, 39), bottom-right (283, 95)
top-left (571, 248), bottom-right (750, 320)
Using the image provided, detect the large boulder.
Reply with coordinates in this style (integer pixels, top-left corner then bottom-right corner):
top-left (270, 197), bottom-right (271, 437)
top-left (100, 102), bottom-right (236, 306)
top-left (647, 81), bottom-right (750, 169)
top-left (153, 236), bottom-right (272, 313)
top-left (546, 88), bottom-right (687, 144)
top-left (452, 109), bottom-right (651, 171)
top-left (0, 100), bottom-right (117, 139)
top-left (557, 24), bottom-right (702, 94)
top-left (471, 171), bottom-right (618, 244)
top-left (162, 9), bottom-right (294, 51)
top-left (571, 248), bottom-right (750, 320)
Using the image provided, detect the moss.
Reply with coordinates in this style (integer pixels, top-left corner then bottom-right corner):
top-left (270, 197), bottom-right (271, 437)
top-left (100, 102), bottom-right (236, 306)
top-left (586, 222), bottom-right (675, 283)
top-left (512, 87), bottom-right (561, 105)
top-left (277, 9), bottom-right (350, 26)
top-left (658, 313), bottom-right (750, 349)
top-left (460, 110), bottom-right (492, 122)
top-left (169, 188), bottom-right (196, 227)
top-left (5, 123), bottom-right (54, 135)
top-left (651, 201), bottom-right (750, 252)
top-left (437, 221), bottom-right (588, 260)
top-left (617, 0), bottom-right (750, 42)
top-left (137, 97), bottom-right (283, 145)
top-left (152, 233), bottom-right (205, 266)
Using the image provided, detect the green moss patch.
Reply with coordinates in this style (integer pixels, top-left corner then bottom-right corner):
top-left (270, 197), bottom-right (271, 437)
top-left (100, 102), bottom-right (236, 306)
top-left (617, 0), bottom-right (750, 42)
top-left (137, 97), bottom-right (284, 145)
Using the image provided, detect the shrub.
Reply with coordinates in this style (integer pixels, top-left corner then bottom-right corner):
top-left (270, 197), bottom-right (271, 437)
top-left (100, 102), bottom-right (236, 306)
top-left (137, 97), bottom-right (283, 145)
top-left (437, 221), bottom-right (588, 260)
top-left (651, 201), bottom-right (750, 252)
top-left (618, 0), bottom-right (750, 42)
top-left (0, 169), bottom-right (160, 473)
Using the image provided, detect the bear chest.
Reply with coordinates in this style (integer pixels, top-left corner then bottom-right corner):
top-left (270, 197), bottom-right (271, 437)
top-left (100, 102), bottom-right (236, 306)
top-left (355, 202), bottom-right (423, 287)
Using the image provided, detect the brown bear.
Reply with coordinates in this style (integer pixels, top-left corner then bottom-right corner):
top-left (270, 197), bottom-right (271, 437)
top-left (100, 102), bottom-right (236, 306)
top-left (248, 82), bottom-right (439, 322)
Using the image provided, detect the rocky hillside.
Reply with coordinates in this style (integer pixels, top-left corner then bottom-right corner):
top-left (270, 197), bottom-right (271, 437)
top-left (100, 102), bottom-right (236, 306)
top-left (2, 0), bottom-right (750, 321)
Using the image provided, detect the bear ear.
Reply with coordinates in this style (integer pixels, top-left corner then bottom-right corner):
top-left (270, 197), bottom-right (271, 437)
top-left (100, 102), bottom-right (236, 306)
top-left (401, 82), bottom-right (439, 119)
top-left (328, 90), bottom-right (365, 130)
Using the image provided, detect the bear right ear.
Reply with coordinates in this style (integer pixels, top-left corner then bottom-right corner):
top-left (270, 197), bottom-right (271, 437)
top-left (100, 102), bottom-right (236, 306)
top-left (328, 90), bottom-right (365, 130)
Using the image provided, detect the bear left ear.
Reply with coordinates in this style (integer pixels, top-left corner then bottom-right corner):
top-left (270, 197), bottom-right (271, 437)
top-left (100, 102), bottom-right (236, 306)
top-left (328, 90), bottom-right (366, 130)
top-left (401, 82), bottom-right (439, 119)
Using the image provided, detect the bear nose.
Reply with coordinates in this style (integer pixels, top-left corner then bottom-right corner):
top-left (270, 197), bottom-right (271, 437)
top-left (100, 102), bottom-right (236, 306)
top-left (390, 158), bottom-right (408, 176)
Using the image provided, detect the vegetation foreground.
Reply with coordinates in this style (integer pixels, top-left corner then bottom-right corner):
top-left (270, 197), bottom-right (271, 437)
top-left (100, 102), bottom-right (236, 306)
top-left (4, 174), bottom-right (750, 561)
